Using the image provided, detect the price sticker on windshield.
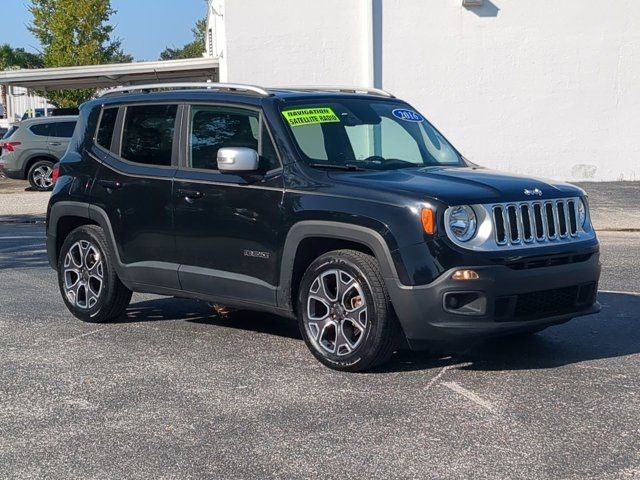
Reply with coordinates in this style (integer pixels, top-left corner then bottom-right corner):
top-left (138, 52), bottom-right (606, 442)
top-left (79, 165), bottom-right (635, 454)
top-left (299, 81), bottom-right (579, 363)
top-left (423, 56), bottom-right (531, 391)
top-left (282, 107), bottom-right (341, 127)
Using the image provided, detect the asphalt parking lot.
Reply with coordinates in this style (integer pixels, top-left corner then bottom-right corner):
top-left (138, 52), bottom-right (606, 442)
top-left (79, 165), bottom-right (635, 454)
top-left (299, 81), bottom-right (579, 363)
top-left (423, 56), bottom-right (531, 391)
top-left (1, 184), bottom-right (639, 479)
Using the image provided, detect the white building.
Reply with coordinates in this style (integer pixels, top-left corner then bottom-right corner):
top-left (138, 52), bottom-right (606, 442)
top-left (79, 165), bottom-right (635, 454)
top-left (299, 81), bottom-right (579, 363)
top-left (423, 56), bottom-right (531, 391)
top-left (208, 0), bottom-right (640, 182)
top-left (1, 85), bottom-right (55, 125)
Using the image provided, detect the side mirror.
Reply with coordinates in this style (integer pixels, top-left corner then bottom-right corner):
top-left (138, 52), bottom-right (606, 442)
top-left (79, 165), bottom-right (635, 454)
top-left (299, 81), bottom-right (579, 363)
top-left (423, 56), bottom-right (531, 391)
top-left (217, 147), bottom-right (259, 172)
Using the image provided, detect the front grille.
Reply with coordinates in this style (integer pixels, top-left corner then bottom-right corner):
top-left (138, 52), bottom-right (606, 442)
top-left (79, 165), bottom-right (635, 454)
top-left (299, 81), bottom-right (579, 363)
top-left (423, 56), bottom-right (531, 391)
top-left (494, 282), bottom-right (597, 321)
top-left (493, 198), bottom-right (579, 247)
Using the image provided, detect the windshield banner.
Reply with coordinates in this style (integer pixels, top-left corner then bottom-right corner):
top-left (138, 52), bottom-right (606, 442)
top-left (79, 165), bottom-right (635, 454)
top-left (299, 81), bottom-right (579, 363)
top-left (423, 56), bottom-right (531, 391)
top-left (282, 107), bottom-right (340, 127)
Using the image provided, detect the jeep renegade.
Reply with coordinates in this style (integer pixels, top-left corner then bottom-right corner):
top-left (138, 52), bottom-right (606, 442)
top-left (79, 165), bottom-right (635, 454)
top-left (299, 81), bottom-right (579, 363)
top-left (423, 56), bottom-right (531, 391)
top-left (46, 83), bottom-right (601, 371)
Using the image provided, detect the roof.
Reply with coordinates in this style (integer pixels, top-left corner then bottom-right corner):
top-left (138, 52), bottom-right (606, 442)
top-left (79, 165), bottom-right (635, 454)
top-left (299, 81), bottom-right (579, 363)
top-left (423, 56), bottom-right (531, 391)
top-left (87, 83), bottom-right (398, 108)
top-left (19, 115), bottom-right (79, 125)
top-left (0, 57), bottom-right (219, 90)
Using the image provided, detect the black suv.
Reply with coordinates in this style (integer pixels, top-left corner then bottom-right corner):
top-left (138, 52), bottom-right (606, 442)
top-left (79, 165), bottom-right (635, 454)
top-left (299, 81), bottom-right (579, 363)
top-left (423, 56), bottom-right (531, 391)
top-left (46, 83), bottom-right (600, 371)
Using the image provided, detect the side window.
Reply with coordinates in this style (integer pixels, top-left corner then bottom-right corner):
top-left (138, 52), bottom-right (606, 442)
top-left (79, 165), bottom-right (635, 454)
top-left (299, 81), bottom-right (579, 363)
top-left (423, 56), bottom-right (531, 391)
top-left (96, 108), bottom-right (118, 150)
top-left (29, 123), bottom-right (50, 137)
top-left (189, 106), bottom-right (259, 170)
top-left (260, 124), bottom-right (281, 171)
top-left (121, 104), bottom-right (177, 166)
top-left (50, 121), bottom-right (77, 139)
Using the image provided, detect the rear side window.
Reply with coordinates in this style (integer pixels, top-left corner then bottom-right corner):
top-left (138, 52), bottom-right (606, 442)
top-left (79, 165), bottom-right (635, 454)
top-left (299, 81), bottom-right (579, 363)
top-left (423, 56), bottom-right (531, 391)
top-left (2, 126), bottom-right (18, 140)
top-left (121, 105), bottom-right (177, 166)
top-left (29, 123), bottom-right (50, 137)
top-left (96, 108), bottom-right (118, 150)
top-left (50, 121), bottom-right (77, 138)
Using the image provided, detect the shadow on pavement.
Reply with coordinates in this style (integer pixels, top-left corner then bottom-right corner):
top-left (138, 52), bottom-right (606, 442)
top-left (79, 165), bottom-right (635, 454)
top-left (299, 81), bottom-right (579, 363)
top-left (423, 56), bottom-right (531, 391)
top-left (0, 214), bottom-right (46, 224)
top-left (122, 292), bottom-right (639, 373)
top-left (122, 297), bottom-right (303, 341)
top-left (383, 292), bottom-right (640, 373)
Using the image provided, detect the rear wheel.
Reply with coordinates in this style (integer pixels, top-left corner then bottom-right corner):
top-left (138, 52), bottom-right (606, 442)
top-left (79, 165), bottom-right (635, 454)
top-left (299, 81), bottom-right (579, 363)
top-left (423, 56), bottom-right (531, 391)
top-left (298, 249), bottom-right (399, 372)
top-left (28, 160), bottom-right (55, 191)
top-left (57, 225), bottom-right (132, 323)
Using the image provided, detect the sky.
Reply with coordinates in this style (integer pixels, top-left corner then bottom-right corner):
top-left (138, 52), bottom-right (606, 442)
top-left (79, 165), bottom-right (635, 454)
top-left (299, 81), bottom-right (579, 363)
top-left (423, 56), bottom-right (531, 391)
top-left (0, 0), bottom-right (208, 61)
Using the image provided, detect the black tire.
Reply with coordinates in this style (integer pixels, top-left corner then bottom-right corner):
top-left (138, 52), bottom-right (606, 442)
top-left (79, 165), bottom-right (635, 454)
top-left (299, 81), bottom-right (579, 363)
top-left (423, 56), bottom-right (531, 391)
top-left (57, 225), bottom-right (132, 323)
top-left (298, 249), bottom-right (399, 372)
top-left (27, 159), bottom-right (55, 191)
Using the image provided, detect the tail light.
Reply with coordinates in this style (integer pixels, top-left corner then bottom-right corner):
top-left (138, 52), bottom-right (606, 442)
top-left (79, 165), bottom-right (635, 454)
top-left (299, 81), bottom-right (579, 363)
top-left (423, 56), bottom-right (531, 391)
top-left (52, 163), bottom-right (60, 184)
top-left (0, 141), bottom-right (21, 152)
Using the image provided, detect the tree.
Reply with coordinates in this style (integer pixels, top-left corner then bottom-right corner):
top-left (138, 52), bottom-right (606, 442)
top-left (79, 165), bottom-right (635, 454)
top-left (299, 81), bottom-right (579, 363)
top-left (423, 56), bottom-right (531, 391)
top-left (0, 45), bottom-right (44, 70)
top-left (28, 0), bottom-right (133, 107)
top-left (160, 15), bottom-right (207, 60)
top-left (0, 45), bottom-right (44, 118)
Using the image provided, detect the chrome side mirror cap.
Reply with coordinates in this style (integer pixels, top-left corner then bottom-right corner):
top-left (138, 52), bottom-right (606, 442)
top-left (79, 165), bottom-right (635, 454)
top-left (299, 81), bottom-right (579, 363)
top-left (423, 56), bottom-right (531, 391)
top-left (217, 147), bottom-right (259, 172)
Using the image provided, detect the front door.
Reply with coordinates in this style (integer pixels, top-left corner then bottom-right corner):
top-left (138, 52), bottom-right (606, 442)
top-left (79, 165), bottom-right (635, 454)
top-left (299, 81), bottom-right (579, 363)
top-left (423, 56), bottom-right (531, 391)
top-left (173, 104), bottom-right (284, 307)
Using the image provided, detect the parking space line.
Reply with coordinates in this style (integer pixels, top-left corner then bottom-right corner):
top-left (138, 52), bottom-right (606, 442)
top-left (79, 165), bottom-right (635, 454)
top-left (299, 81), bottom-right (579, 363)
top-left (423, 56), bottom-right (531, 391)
top-left (424, 361), bottom-right (472, 391)
top-left (0, 236), bottom-right (46, 240)
top-left (64, 327), bottom-right (108, 343)
top-left (599, 289), bottom-right (640, 297)
top-left (442, 381), bottom-right (495, 413)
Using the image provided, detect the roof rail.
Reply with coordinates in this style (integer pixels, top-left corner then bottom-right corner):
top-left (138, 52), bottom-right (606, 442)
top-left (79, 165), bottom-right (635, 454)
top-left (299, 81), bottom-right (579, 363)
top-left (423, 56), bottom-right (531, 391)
top-left (98, 82), bottom-right (272, 97)
top-left (271, 85), bottom-right (395, 98)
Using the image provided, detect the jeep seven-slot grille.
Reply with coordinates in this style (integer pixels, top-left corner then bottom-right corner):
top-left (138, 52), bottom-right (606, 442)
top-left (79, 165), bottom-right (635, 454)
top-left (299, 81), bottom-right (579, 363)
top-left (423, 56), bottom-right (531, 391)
top-left (492, 199), bottom-right (579, 246)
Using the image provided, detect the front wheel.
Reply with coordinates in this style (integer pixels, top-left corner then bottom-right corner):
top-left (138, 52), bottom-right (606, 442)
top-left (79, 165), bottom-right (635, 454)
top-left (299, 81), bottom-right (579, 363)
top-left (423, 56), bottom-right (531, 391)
top-left (28, 160), bottom-right (55, 191)
top-left (298, 249), bottom-right (399, 372)
top-left (57, 225), bottom-right (132, 323)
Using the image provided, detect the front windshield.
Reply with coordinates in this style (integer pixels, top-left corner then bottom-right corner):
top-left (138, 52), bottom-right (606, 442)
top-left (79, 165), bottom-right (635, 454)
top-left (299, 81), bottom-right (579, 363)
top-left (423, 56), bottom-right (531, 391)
top-left (281, 99), bottom-right (463, 170)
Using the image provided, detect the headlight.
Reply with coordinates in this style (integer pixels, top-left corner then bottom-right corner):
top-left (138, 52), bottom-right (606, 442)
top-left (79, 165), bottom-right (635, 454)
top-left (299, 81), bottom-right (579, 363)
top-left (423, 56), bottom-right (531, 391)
top-left (448, 205), bottom-right (477, 242)
top-left (578, 198), bottom-right (587, 227)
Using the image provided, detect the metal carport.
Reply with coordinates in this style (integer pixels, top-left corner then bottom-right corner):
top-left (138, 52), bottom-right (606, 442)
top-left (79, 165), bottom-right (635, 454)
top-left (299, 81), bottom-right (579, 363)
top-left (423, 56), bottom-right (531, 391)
top-left (0, 57), bottom-right (219, 119)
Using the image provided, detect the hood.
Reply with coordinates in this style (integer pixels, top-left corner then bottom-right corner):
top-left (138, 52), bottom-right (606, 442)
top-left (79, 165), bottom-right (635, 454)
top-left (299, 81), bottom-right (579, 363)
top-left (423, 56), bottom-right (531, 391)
top-left (327, 166), bottom-right (583, 205)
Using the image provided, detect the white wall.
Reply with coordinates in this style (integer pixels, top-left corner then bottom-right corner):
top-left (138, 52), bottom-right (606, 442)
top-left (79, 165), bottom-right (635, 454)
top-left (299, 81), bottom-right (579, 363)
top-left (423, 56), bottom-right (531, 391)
top-left (214, 0), bottom-right (640, 181)
top-left (2, 86), bottom-right (55, 123)
top-left (214, 0), bottom-right (372, 86)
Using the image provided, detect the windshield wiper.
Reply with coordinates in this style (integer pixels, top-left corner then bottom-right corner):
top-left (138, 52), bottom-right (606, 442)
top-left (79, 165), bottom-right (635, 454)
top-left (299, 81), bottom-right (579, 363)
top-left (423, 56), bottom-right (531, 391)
top-left (308, 163), bottom-right (366, 171)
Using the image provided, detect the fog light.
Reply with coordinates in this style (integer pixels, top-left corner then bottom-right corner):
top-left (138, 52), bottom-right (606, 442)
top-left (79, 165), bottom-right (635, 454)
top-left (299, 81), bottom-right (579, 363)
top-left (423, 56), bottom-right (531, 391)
top-left (452, 269), bottom-right (479, 280)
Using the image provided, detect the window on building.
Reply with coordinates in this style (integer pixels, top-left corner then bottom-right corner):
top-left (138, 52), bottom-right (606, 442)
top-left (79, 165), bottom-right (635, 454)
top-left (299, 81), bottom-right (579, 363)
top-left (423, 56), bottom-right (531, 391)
top-left (121, 105), bottom-right (177, 166)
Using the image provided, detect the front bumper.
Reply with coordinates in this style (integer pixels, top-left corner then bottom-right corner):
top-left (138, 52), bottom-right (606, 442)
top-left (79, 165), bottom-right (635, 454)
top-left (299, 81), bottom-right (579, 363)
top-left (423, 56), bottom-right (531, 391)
top-left (387, 252), bottom-right (601, 349)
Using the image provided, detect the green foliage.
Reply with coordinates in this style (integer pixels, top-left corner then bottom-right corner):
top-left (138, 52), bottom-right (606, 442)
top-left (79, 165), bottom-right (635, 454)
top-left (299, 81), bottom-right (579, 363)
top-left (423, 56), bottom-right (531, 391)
top-left (28, 0), bottom-right (133, 108)
top-left (160, 14), bottom-right (207, 60)
top-left (0, 44), bottom-right (44, 70)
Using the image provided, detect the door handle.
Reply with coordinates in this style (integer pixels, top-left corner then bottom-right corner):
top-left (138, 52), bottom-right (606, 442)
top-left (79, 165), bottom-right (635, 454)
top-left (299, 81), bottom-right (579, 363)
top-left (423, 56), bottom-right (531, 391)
top-left (98, 179), bottom-right (122, 190)
top-left (49, 142), bottom-right (62, 146)
top-left (176, 189), bottom-right (204, 202)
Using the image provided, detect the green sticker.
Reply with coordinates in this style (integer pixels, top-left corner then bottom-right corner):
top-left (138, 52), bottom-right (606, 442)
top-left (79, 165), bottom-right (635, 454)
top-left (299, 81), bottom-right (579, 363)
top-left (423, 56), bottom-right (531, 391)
top-left (282, 107), bottom-right (340, 127)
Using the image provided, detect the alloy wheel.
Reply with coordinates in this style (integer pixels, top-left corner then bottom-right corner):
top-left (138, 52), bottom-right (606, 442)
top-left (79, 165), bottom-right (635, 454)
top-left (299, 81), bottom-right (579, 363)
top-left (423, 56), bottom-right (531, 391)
top-left (305, 269), bottom-right (368, 356)
top-left (32, 165), bottom-right (53, 189)
top-left (63, 240), bottom-right (104, 309)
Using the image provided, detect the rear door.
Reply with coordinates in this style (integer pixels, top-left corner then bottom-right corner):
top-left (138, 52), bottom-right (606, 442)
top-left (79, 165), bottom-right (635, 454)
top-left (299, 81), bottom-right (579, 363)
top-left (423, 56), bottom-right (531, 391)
top-left (173, 103), bottom-right (285, 306)
top-left (48, 120), bottom-right (77, 158)
top-left (91, 103), bottom-right (180, 290)
top-left (26, 122), bottom-right (53, 156)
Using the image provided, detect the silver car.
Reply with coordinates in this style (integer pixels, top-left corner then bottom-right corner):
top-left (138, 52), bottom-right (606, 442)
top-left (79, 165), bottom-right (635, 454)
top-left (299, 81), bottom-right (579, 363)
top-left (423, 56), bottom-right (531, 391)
top-left (0, 116), bottom-right (78, 191)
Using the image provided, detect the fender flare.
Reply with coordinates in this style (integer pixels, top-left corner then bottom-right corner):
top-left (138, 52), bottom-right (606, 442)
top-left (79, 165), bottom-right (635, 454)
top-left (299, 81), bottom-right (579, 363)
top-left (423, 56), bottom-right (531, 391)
top-left (47, 201), bottom-right (125, 277)
top-left (23, 153), bottom-right (58, 177)
top-left (277, 220), bottom-right (402, 311)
